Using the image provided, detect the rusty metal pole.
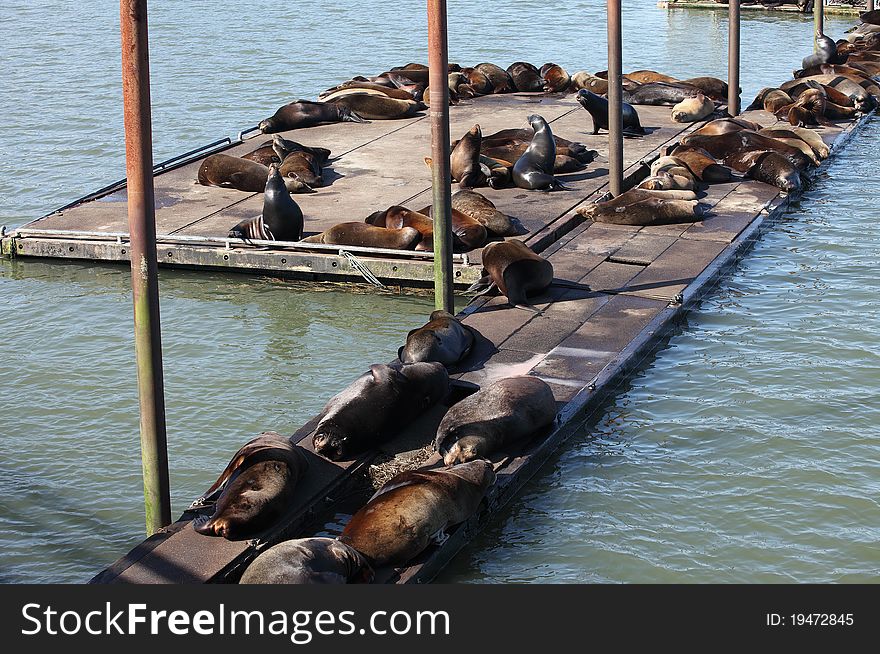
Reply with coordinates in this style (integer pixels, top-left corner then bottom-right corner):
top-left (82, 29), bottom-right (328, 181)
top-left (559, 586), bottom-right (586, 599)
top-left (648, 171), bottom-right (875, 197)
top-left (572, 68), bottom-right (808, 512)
top-left (607, 0), bottom-right (623, 197)
top-left (427, 0), bottom-right (454, 313)
top-left (814, 0), bottom-right (824, 52)
top-left (728, 0), bottom-right (741, 116)
top-left (119, 0), bottom-right (171, 535)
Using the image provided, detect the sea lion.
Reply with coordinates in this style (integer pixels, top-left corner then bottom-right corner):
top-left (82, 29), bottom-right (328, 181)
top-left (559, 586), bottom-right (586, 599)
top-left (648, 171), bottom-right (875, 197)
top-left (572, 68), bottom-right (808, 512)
top-left (795, 64), bottom-right (875, 85)
top-left (239, 537), bottom-right (373, 584)
top-left (193, 432), bottom-right (307, 539)
top-left (782, 75), bottom-right (874, 112)
top-left (366, 206), bottom-right (434, 251)
top-left (271, 135), bottom-right (332, 165)
top-left (241, 143), bottom-right (280, 166)
top-left (319, 81), bottom-right (415, 101)
top-left (623, 70), bottom-right (679, 84)
top-left (750, 88), bottom-right (796, 113)
top-left (434, 376), bottom-right (557, 465)
top-left (576, 89), bottom-right (646, 136)
top-left (679, 76), bottom-right (729, 101)
top-left (638, 172), bottom-right (695, 191)
top-left (451, 189), bottom-right (516, 236)
top-left (541, 63), bottom-right (571, 93)
top-left (512, 114), bottom-right (571, 191)
top-left (339, 460), bottom-right (496, 567)
top-left (577, 189), bottom-right (705, 226)
top-left (726, 150), bottom-right (802, 193)
top-left (474, 63), bottom-right (515, 93)
top-left (650, 156), bottom-right (696, 183)
top-left (450, 124), bottom-right (487, 188)
top-left (669, 146), bottom-right (732, 183)
top-left (690, 116), bottom-right (764, 137)
top-left (460, 67), bottom-right (493, 95)
top-left (302, 222), bottom-right (421, 250)
top-left (259, 100), bottom-right (368, 133)
top-left (467, 239), bottom-right (553, 312)
top-left (198, 154), bottom-right (311, 194)
top-left (327, 95), bottom-right (422, 120)
top-left (311, 362), bottom-right (449, 461)
top-left (570, 71), bottom-right (608, 95)
top-left (680, 131), bottom-right (813, 171)
top-left (507, 61), bottom-right (543, 92)
top-left (622, 81), bottom-right (702, 106)
top-left (417, 204), bottom-right (488, 251)
top-left (671, 93), bottom-right (715, 123)
top-left (228, 163), bottom-right (305, 242)
top-left (802, 32), bottom-right (846, 69)
top-left (758, 126), bottom-right (830, 159)
top-left (399, 310), bottom-right (475, 367)
top-left (480, 128), bottom-right (595, 164)
top-left (279, 150), bottom-right (324, 188)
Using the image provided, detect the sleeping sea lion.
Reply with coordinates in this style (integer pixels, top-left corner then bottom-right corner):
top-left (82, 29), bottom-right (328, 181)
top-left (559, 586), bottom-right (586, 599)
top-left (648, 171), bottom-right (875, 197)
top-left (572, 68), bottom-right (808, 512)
top-left (451, 189), bottom-right (516, 236)
top-left (198, 154), bottom-right (312, 194)
top-left (474, 63), bottom-right (515, 93)
top-left (259, 100), bottom-right (368, 133)
top-left (327, 95), bottom-right (422, 120)
top-left (671, 94), bottom-right (715, 123)
top-left (302, 222), bottom-right (421, 250)
top-left (239, 537), bottom-right (373, 584)
top-left (507, 61), bottom-right (543, 92)
top-left (399, 310), bottom-right (476, 367)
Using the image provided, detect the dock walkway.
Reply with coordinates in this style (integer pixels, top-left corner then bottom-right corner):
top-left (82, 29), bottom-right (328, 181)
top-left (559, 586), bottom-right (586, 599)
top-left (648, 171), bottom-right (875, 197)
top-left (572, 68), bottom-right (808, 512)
top-left (86, 99), bottom-right (868, 583)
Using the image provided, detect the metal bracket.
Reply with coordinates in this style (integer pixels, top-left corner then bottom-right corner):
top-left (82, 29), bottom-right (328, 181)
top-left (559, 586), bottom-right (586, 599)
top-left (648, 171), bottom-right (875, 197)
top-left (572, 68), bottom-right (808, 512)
top-left (339, 249), bottom-right (388, 288)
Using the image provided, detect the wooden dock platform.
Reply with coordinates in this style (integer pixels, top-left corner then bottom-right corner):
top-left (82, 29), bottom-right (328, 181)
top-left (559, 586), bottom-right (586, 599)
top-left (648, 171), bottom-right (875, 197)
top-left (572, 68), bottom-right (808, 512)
top-left (3, 94), bottom-right (710, 288)
top-left (657, 1), bottom-right (864, 15)
top-left (86, 96), bottom-right (870, 583)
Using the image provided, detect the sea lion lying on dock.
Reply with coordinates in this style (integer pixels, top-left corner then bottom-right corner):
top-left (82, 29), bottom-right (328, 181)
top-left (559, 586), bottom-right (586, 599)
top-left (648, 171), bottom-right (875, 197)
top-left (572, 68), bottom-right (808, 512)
top-left (339, 460), bottom-right (496, 567)
top-left (467, 239), bottom-right (554, 313)
top-left (507, 61), bottom-right (544, 92)
top-left (312, 362), bottom-right (449, 461)
top-left (399, 310), bottom-right (476, 367)
top-left (326, 95), bottom-right (423, 120)
top-left (622, 81), bottom-right (702, 106)
top-left (194, 432), bottom-right (308, 539)
top-left (239, 537), bottom-right (373, 584)
top-left (671, 93), bottom-right (715, 123)
top-left (638, 171), bottom-right (695, 191)
top-left (569, 71), bottom-right (609, 95)
top-left (365, 206), bottom-right (434, 251)
top-left (451, 189), bottom-right (516, 237)
top-left (726, 150), bottom-right (802, 193)
top-left (198, 154), bottom-right (312, 194)
top-left (668, 146), bottom-right (732, 183)
top-left (302, 222), bottom-right (421, 250)
top-left (474, 63), bottom-right (515, 93)
top-left (435, 376), bottom-right (557, 465)
top-left (259, 100), bottom-right (368, 133)
top-left (577, 188), bottom-right (706, 226)
top-left (541, 63), bottom-right (571, 93)
top-left (228, 163), bottom-right (305, 242)
top-left (680, 131), bottom-right (813, 171)
top-left (690, 117), bottom-right (763, 137)
top-left (576, 89), bottom-right (646, 136)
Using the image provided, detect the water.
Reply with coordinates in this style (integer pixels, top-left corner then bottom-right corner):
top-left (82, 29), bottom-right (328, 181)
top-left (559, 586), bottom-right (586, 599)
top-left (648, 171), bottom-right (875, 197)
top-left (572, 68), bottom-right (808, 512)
top-left (0, 3), bottom-right (873, 583)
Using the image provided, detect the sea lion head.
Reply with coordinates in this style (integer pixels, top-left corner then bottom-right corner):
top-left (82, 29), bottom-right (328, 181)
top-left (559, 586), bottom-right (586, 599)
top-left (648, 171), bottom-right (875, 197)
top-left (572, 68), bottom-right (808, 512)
top-left (258, 118), bottom-right (276, 133)
top-left (313, 422), bottom-right (353, 461)
top-left (441, 435), bottom-right (485, 466)
top-left (576, 88), bottom-right (599, 108)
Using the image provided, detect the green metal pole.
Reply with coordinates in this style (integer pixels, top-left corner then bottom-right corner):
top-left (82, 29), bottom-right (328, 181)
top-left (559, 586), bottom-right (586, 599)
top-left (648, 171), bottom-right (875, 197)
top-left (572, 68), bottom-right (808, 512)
top-left (120, 0), bottom-right (172, 535)
top-left (814, 0), bottom-right (824, 52)
top-left (427, 0), bottom-right (454, 312)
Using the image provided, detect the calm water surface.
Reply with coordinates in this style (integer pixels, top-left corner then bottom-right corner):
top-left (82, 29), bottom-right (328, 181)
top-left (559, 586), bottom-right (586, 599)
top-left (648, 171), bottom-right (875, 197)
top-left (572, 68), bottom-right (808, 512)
top-left (1, 3), bottom-right (875, 583)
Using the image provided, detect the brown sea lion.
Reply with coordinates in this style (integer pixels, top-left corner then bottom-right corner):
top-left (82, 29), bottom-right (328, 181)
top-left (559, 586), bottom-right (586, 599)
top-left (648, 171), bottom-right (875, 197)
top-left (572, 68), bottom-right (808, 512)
top-left (199, 154), bottom-right (312, 194)
top-left (239, 537), bottom-right (373, 584)
top-left (669, 146), bottom-right (732, 183)
top-left (450, 124), bottom-right (486, 188)
top-left (259, 100), bottom-right (368, 133)
top-left (650, 156), bottom-right (696, 183)
top-left (399, 310), bottom-right (476, 367)
top-left (339, 460), bottom-right (496, 567)
top-left (279, 150), bottom-right (324, 188)
top-left (302, 222), bottom-right (421, 250)
top-left (725, 150), bottom-right (802, 193)
top-left (327, 95), bottom-right (422, 120)
top-left (417, 204), bottom-right (488, 251)
top-left (460, 67), bottom-right (494, 95)
top-left (474, 63), bottom-right (515, 93)
top-left (690, 116), bottom-right (764, 137)
top-left (671, 94), bottom-right (716, 122)
top-left (311, 362), bottom-right (449, 461)
top-left (680, 131), bottom-right (813, 171)
top-left (541, 63), bottom-right (571, 93)
top-left (451, 189), bottom-right (516, 236)
top-left (434, 376), bottom-right (557, 465)
top-left (758, 126), bottom-right (830, 159)
top-left (319, 82), bottom-right (415, 101)
top-left (240, 143), bottom-right (280, 166)
top-left (577, 189), bottom-right (704, 226)
top-left (507, 61), bottom-right (544, 92)
top-left (570, 71), bottom-right (608, 95)
top-left (480, 128), bottom-right (595, 164)
top-left (638, 172), bottom-right (695, 191)
top-left (366, 206), bottom-right (434, 251)
top-left (679, 76), bottom-right (730, 101)
top-left (193, 432), bottom-right (307, 539)
top-left (782, 75), bottom-right (874, 111)
top-left (271, 135), bottom-right (332, 165)
top-left (467, 239), bottom-right (554, 312)
top-left (228, 163), bottom-right (304, 242)
top-left (624, 69), bottom-right (679, 84)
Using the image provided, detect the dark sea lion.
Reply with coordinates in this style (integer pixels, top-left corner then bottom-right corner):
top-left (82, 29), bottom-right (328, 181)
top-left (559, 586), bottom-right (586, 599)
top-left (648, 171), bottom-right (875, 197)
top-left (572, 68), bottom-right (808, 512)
top-left (228, 163), bottom-right (305, 242)
top-left (451, 189), bottom-right (516, 236)
top-left (271, 135), bottom-right (332, 165)
top-left (198, 154), bottom-right (311, 194)
top-left (749, 88), bottom-right (795, 113)
top-left (399, 310), bottom-right (475, 367)
top-left (193, 432), bottom-right (307, 539)
top-left (679, 76), bottom-right (729, 101)
top-left (860, 8), bottom-right (880, 25)
top-left (576, 89), bottom-right (646, 136)
top-left (680, 131), bottom-right (812, 171)
top-left (434, 376), bottom-right (557, 465)
top-left (540, 63), bottom-right (571, 93)
top-left (468, 239), bottom-right (554, 312)
top-left (303, 222), bottom-right (421, 250)
top-left (380, 68), bottom-right (430, 86)
top-left (279, 150), bottom-right (324, 188)
top-left (782, 75), bottom-right (874, 111)
top-left (460, 67), bottom-right (494, 95)
top-left (480, 128), bottom-right (595, 163)
top-left (311, 362), bottom-right (449, 461)
top-left (239, 537), bottom-right (373, 584)
top-left (726, 150), bottom-right (802, 193)
top-left (622, 81), bottom-right (702, 106)
top-left (474, 63), bottom-right (515, 93)
top-left (451, 124), bottom-right (486, 188)
top-left (570, 71), bottom-right (608, 94)
top-left (507, 61), bottom-right (543, 92)
top-left (417, 204), bottom-right (488, 251)
top-left (795, 64), bottom-right (874, 84)
top-left (669, 146), bottom-right (732, 183)
top-left (259, 100), bottom-right (368, 133)
top-left (339, 460), bottom-right (495, 567)
top-left (671, 93), bottom-right (715, 122)
top-left (512, 114), bottom-right (571, 191)
top-left (802, 32), bottom-right (846, 69)
top-left (327, 95), bottom-right (422, 120)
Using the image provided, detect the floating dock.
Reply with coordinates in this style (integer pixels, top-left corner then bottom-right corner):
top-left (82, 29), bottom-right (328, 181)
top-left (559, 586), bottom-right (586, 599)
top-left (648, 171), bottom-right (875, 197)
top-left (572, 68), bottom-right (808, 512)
top-left (4, 95), bottom-right (712, 288)
top-left (658, 1), bottom-right (865, 14)
top-left (82, 89), bottom-right (870, 582)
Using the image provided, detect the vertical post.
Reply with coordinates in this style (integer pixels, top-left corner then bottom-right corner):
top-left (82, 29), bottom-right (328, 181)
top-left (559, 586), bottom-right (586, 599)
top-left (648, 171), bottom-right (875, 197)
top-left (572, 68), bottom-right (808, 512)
top-left (814, 0), bottom-right (824, 52)
top-left (728, 0), bottom-right (741, 116)
top-left (870, 1), bottom-right (876, 14)
top-left (607, 0), bottom-right (623, 197)
top-left (427, 0), bottom-right (454, 313)
top-left (119, 0), bottom-right (171, 535)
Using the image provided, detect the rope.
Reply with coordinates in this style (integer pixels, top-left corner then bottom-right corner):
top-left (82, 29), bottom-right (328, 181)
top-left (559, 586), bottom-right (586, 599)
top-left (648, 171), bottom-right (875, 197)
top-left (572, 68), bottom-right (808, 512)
top-left (339, 249), bottom-right (388, 288)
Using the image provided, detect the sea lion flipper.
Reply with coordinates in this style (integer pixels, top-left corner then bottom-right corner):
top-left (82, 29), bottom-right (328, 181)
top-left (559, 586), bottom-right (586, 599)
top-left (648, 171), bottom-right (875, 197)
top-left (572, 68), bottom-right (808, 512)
top-left (465, 275), bottom-right (496, 296)
top-left (511, 303), bottom-right (543, 315)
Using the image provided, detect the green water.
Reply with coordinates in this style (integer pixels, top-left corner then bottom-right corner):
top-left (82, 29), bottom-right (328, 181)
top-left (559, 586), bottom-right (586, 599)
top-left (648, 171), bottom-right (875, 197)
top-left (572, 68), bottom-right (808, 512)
top-left (1, 2), bottom-right (876, 582)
